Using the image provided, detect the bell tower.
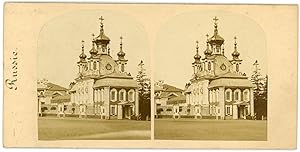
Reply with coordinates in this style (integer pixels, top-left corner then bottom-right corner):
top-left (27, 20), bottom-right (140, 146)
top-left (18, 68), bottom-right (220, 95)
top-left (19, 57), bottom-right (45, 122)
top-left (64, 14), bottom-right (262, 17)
top-left (230, 36), bottom-right (242, 73)
top-left (116, 36), bottom-right (128, 73)
top-left (192, 41), bottom-right (201, 74)
top-left (77, 40), bottom-right (87, 77)
top-left (93, 16), bottom-right (110, 55)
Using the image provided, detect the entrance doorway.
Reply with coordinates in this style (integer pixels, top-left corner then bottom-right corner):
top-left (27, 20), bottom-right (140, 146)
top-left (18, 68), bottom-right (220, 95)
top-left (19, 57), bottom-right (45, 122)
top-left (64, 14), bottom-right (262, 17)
top-left (238, 105), bottom-right (246, 119)
top-left (122, 105), bottom-right (132, 119)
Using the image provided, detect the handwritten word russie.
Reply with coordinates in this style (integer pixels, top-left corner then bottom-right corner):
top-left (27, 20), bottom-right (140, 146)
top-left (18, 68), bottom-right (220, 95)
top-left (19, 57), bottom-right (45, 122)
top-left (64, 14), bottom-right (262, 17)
top-left (5, 49), bottom-right (18, 90)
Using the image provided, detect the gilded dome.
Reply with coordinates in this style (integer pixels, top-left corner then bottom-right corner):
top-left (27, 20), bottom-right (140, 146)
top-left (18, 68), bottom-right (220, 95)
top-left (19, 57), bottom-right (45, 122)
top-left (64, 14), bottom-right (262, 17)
top-left (89, 42), bottom-right (98, 55)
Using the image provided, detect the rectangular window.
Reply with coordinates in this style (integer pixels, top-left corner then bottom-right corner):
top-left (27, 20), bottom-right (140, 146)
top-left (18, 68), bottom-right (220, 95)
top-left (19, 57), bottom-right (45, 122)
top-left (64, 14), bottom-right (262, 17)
top-left (111, 106), bottom-right (115, 115)
top-left (226, 107), bottom-right (230, 115)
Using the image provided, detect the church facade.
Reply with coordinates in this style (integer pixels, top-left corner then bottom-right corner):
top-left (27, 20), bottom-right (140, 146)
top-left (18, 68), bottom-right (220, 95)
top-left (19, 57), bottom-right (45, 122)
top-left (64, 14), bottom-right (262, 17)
top-left (183, 17), bottom-right (254, 120)
top-left (69, 17), bottom-right (139, 120)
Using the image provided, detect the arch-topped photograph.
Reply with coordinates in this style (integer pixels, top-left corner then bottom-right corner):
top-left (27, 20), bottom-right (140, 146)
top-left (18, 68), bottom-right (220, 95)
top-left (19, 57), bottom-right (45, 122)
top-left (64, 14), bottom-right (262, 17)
top-left (154, 14), bottom-right (268, 140)
top-left (37, 12), bottom-right (151, 140)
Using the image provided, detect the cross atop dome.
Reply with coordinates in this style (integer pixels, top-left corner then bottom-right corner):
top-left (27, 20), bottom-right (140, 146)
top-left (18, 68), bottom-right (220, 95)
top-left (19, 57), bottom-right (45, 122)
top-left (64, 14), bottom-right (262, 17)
top-left (81, 40), bottom-right (85, 48)
top-left (99, 16), bottom-right (104, 24)
top-left (234, 36), bottom-right (237, 45)
top-left (213, 16), bottom-right (219, 25)
top-left (94, 16), bottom-right (110, 54)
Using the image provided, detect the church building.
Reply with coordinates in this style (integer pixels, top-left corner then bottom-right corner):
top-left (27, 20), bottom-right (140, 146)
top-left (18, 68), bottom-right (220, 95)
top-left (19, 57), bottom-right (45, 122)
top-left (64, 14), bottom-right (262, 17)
top-left (184, 17), bottom-right (255, 120)
top-left (69, 16), bottom-right (139, 120)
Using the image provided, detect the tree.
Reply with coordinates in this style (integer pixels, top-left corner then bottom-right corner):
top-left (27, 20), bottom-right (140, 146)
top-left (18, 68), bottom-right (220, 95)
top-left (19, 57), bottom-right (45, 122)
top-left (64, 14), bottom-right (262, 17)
top-left (251, 60), bottom-right (268, 120)
top-left (136, 60), bottom-right (151, 120)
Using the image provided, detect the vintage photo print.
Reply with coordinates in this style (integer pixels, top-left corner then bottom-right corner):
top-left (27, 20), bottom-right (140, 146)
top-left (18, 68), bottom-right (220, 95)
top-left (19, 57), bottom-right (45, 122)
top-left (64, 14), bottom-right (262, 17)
top-left (154, 12), bottom-right (267, 140)
top-left (3, 3), bottom-right (297, 149)
top-left (36, 11), bottom-right (151, 140)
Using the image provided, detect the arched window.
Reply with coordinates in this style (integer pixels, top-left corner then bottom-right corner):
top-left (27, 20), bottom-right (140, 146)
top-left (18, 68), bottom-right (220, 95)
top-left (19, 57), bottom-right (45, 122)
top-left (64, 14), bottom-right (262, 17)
top-left (128, 90), bottom-right (135, 102)
top-left (243, 89), bottom-right (250, 101)
top-left (225, 89), bottom-right (232, 102)
top-left (93, 61), bottom-right (97, 70)
top-left (110, 89), bottom-right (117, 101)
top-left (119, 89), bottom-right (126, 101)
top-left (236, 64), bottom-right (239, 72)
top-left (208, 62), bottom-right (211, 70)
top-left (121, 64), bottom-right (125, 72)
top-left (234, 89), bottom-right (241, 101)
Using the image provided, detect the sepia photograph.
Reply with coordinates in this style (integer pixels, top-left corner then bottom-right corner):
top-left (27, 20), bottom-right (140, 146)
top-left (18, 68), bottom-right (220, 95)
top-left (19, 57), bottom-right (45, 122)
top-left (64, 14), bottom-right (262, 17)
top-left (154, 12), bottom-right (268, 140)
top-left (37, 11), bottom-right (151, 140)
top-left (3, 3), bottom-right (297, 149)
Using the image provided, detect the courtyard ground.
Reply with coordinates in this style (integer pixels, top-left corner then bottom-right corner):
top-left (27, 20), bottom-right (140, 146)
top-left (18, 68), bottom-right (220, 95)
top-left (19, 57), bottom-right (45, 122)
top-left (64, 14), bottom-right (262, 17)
top-left (154, 119), bottom-right (267, 140)
top-left (38, 117), bottom-right (151, 140)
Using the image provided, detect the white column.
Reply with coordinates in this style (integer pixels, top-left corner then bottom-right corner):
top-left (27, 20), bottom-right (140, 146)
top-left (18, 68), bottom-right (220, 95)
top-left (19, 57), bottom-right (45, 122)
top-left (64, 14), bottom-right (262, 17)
top-left (233, 105), bottom-right (238, 119)
top-left (94, 90), bottom-right (97, 103)
top-left (118, 105), bottom-right (123, 119)
top-left (38, 98), bottom-right (41, 115)
top-left (250, 88), bottom-right (254, 117)
top-left (218, 87), bottom-right (225, 120)
top-left (135, 89), bottom-right (139, 116)
top-left (104, 87), bottom-right (110, 119)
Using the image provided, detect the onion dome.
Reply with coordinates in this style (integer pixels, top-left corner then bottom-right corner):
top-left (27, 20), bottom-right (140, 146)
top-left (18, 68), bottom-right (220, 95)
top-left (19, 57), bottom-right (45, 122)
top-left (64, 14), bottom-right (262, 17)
top-left (204, 34), bottom-right (213, 56)
top-left (117, 36), bottom-right (126, 60)
top-left (208, 17), bottom-right (224, 46)
top-left (232, 36), bottom-right (240, 60)
top-left (193, 41), bottom-right (201, 63)
top-left (79, 40), bottom-right (87, 61)
top-left (89, 33), bottom-right (98, 56)
top-left (94, 16), bottom-right (110, 45)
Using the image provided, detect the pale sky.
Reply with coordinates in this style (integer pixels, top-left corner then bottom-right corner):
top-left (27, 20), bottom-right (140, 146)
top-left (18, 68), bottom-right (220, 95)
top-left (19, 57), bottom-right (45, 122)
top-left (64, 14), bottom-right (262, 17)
top-left (153, 11), bottom-right (267, 89)
top-left (38, 10), bottom-right (150, 88)
top-left (38, 10), bottom-right (267, 90)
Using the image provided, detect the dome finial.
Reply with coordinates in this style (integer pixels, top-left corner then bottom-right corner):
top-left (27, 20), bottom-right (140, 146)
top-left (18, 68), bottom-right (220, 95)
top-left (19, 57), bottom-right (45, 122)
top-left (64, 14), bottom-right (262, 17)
top-left (117, 36), bottom-right (126, 60)
top-left (99, 16), bottom-right (104, 32)
top-left (79, 40), bottom-right (87, 60)
top-left (196, 40), bottom-right (199, 53)
top-left (120, 36), bottom-right (123, 50)
top-left (232, 36), bottom-right (240, 60)
top-left (206, 34), bottom-right (209, 41)
top-left (213, 16), bottom-right (219, 34)
top-left (90, 33), bottom-right (98, 56)
top-left (204, 34), bottom-right (212, 57)
top-left (194, 40), bottom-right (201, 62)
top-left (91, 33), bottom-right (95, 46)
top-left (81, 40), bottom-right (85, 51)
top-left (234, 36), bottom-right (237, 47)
